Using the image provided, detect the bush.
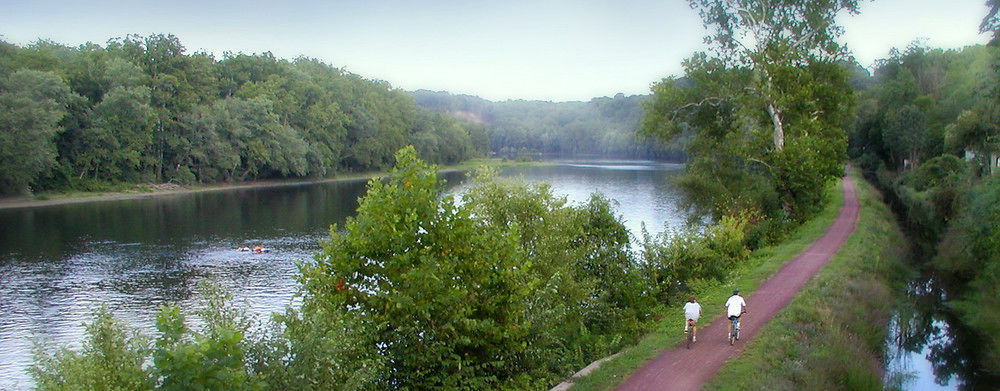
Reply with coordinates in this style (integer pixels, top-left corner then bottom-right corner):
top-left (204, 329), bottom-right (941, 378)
top-left (151, 282), bottom-right (264, 391)
top-left (302, 147), bottom-right (657, 388)
top-left (643, 213), bottom-right (750, 305)
top-left (248, 307), bottom-right (384, 391)
top-left (31, 306), bottom-right (152, 391)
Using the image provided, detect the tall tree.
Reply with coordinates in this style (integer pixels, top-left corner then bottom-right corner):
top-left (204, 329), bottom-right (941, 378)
top-left (641, 0), bottom-right (860, 220)
top-left (0, 70), bottom-right (76, 193)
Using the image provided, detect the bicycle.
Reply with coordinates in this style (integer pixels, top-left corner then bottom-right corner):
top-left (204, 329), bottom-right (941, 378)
top-left (728, 316), bottom-right (740, 345)
top-left (685, 318), bottom-right (697, 349)
top-left (728, 311), bottom-right (747, 345)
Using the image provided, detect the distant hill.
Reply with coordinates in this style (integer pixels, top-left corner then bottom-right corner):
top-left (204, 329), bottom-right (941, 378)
top-left (411, 90), bottom-right (686, 161)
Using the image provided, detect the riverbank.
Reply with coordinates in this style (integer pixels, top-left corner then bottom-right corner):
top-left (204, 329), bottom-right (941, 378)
top-left (0, 158), bottom-right (538, 210)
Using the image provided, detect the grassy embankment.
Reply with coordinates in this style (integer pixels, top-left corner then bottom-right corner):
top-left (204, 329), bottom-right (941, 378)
top-left (572, 170), bottom-right (907, 390)
top-left (0, 158), bottom-right (541, 208)
top-left (703, 170), bottom-right (907, 389)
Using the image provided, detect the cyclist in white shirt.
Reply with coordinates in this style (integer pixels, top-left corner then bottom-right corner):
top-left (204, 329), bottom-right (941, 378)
top-left (724, 289), bottom-right (747, 337)
top-left (683, 296), bottom-right (702, 342)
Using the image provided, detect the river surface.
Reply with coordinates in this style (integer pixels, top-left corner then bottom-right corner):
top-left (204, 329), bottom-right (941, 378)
top-left (0, 160), bottom-right (687, 390)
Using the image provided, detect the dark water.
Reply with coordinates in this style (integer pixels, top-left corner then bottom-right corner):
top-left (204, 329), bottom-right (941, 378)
top-left (0, 160), bottom-right (686, 390)
top-left (885, 273), bottom-right (1000, 390)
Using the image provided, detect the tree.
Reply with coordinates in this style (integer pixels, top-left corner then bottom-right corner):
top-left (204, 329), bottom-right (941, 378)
top-left (302, 146), bottom-right (532, 388)
top-left (77, 85), bottom-right (156, 181)
top-left (0, 70), bottom-right (75, 194)
top-left (946, 108), bottom-right (1000, 175)
top-left (641, 0), bottom-right (859, 220)
top-left (982, 0), bottom-right (1000, 45)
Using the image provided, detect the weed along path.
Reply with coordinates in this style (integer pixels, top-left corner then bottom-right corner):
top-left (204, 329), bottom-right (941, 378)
top-left (615, 175), bottom-right (859, 391)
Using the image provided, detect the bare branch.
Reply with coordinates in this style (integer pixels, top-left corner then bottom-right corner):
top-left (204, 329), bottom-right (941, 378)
top-left (669, 97), bottom-right (727, 121)
top-left (746, 157), bottom-right (774, 171)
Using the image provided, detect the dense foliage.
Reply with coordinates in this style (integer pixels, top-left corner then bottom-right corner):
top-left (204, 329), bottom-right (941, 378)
top-left (851, 40), bottom-right (1000, 378)
top-left (639, 0), bottom-right (858, 228)
top-left (32, 147), bottom-right (765, 389)
top-left (412, 90), bottom-right (686, 161)
top-left (0, 35), bottom-right (486, 195)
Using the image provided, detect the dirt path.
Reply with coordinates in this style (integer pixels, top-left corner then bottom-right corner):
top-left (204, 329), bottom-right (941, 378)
top-left (615, 175), bottom-right (859, 391)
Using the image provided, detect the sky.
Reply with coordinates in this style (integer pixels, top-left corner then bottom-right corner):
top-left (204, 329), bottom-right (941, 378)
top-left (0, 0), bottom-right (992, 102)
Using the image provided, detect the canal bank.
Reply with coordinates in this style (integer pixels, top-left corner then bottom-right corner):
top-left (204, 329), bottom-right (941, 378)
top-left (570, 169), bottom-right (909, 390)
top-left (705, 170), bottom-right (908, 390)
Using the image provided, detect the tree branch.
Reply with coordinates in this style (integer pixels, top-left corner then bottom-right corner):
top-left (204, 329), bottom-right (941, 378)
top-left (746, 157), bottom-right (774, 171)
top-left (670, 97), bottom-right (726, 122)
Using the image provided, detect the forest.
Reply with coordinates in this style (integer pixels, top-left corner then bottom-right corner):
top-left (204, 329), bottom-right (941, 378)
top-left (0, 34), bottom-right (487, 195)
top-left (411, 90), bottom-right (687, 161)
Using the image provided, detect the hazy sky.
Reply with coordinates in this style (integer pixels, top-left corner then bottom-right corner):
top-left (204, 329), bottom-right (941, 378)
top-left (0, 0), bottom-right (992, 101)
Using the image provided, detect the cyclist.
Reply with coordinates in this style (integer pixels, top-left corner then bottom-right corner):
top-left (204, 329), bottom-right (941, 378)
top-left (724, 289), bottom-right (747, 339)
top-left (683, 296), bottom-right (702, 342)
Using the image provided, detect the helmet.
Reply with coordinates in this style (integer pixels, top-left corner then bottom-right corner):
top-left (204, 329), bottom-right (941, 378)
top-left (733, 289), bottom-right (740, 295)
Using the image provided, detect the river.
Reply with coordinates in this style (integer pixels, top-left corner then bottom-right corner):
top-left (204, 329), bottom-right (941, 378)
top-left (0, 159), bottom-right (688, 390)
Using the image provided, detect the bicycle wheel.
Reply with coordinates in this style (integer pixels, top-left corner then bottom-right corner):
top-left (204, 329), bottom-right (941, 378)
top-left (729, 328), bottom-right (735, 345)
top-left (687, 329), bottom-right (693, 349)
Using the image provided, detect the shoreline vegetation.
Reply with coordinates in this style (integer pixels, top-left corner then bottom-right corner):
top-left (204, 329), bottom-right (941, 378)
top-left (0, 158), bottom-right (540, 210)
top-left (570, 170), bottom-right (906, 390)
top-left (28, 148), bottom-right (658, 389)
top-left (568, 175), bottom-right (846, 390)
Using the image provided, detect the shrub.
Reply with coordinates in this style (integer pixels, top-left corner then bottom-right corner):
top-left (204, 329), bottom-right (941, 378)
top-left (31, 306), bottom-right (152, 391)
top-left (247, 307), bottom-right (384, 390)
top-left (643, 213), bottom-right (750, 305)
top-left (151, 283), bottom-right (263, 391)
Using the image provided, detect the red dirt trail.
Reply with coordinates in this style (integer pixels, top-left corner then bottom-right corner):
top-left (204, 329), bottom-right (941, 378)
top-left (615, 175), bottom-right (859, 391)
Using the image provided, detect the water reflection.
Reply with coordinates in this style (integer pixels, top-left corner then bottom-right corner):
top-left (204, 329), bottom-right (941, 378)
top-left (886, 274), bottom-right (1000, 390)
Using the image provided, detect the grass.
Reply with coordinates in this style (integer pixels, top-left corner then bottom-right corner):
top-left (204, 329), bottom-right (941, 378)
top-left (570, 177), bottom-right (848, 390)
top-left (703, 169), bottom-right (908, 390)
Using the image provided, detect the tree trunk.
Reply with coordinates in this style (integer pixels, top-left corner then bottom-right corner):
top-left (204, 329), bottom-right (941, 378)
top-left (155, 120), bottom-right (164, 181)
top-left (767, 103), bottom-right (784, 152)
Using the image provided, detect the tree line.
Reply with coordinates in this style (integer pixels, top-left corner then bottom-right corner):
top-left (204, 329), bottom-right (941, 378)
top-left (0, 34), bottom-right (487, 195)
top-left (411, 90), bottom-right (687, 161)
